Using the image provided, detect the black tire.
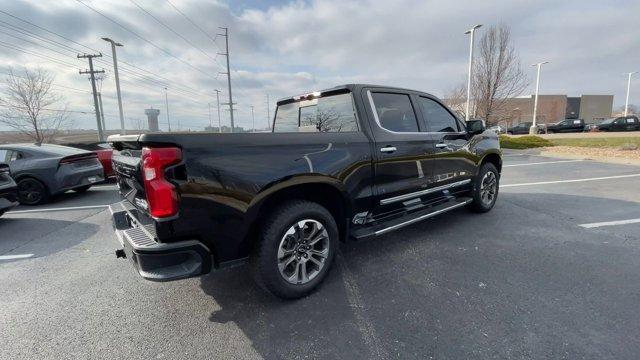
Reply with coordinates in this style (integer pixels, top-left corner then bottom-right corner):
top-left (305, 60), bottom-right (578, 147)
top-left (507, 132), bottom-right (513, 135)
top-left (467, 162), bottom-right (499, 213)
top-left (547, 130), bottom-right (555, 134)
top-left (17, 177), bottom-right (49, 205)
top-left (73, 185), bottom-right (92, 193)
top-left (251, 200), bottom-right (338, 299)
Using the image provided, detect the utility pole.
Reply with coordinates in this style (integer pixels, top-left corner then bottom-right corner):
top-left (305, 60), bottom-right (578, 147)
top-left (102, 38), bottom-right (125, 134)
top-left (530, 61), bottom-right (549, 135)
top-left (464, 24), bottom-right (482, 121)
top-left (266, 93), bottom-right (271, 131)
top-left (250, 105), bottom-right (255, 132)
top-left (98, 92), bottom-right (106, 132)
top-left (217, 27), bottom-right (234, 132)
top-left (215, 89), bottom-right (222, 133)
top-left (78, 53), bottom-right (105, 141)
top-left (624, 72), bottom-right (636, 117)
top-left (164, 87), bottom-right (171, 132)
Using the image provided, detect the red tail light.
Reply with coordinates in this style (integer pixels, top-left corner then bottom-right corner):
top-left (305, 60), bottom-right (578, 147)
top-left (141, 147), bottom-right (182, 218)
top-left (59, 153), bottom-right (98, 164)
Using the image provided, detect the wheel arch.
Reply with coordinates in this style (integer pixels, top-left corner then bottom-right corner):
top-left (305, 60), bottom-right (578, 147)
top-left (243, 177), bottom-right (352, 251)
top-left (479, 151), bottom-right (502, 174)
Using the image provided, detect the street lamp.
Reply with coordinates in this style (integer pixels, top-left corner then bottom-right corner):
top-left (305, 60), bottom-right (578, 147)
top-left (102, 37), bottom-right (125, 134)
top-left (530, 61), bottom-right (549, 135)
top-left (624, 72), bottom-right (637, 117)
top-left (464, 24), bottom-right (482, 121)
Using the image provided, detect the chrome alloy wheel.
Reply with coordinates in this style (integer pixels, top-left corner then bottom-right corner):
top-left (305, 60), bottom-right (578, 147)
top-left (480, 171), bottom-right (498, 206)
top-left (277, 219), bottom-right (330, 285)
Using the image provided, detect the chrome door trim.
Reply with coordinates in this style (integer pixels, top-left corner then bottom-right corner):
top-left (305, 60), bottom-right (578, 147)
top-left (379, 179), bottom-right (472, 205)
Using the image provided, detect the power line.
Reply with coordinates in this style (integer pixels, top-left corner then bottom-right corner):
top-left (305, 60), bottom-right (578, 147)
top-left (0, 40), bottom-right (79, 68)
top-left (0, 11), bottom-right (217, 98)
top-left (129, 0), bottom-right (218, 63)
top-left (74, 0), bottom-right (222, 84)
top-left (165, 0), bottom-right (220, 48)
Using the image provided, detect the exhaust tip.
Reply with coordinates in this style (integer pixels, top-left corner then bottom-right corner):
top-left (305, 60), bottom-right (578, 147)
top-left (115, 248), bottom-right (126, 259)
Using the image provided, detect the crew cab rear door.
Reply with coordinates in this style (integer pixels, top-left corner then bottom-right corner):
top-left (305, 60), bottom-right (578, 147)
top-left (361, 87), bottom-right (438, 218)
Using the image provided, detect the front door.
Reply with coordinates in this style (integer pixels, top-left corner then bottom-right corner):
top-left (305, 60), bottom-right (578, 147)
top-left (362, 88), bottom-right (437, 219)
top-left (414, 95), bottom-right (475, 200)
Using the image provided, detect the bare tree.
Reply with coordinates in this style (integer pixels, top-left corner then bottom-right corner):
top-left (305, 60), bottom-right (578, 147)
top-left (471, 24), bottom-right (528, 125)
top-left (0, 68), bottom-right (72, 143)
top-left (442, 83), bottom-right (468, 119)
top-left (129, 117), bottom-right (146, 131)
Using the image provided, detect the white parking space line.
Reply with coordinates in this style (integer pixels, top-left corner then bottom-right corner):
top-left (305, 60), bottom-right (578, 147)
top-left (579, 218), bottom-right (640, 228)
top-left (6, 205), bottom-right (109, 214)
top-left (0, 254), bottom-right (34, 260)
top-left (504, 159), bottom-right (586, 168)
top-left (502, 173), bottom-right (640, 187)
top-left (90, 186), bottom-right (118, 191)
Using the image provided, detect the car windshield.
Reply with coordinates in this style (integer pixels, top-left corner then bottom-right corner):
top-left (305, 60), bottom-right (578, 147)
top-left (600, 118), bottom-right (615, 124)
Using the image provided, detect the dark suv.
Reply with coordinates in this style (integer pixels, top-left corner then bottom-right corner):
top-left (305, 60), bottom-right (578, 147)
top-left (590, 116), bottom-right (640, 132)
top-left (108, 84), bottom-right (502, 299)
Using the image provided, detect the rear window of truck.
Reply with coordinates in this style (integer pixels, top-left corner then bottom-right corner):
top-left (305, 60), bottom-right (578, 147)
top-left (273, 92), bottom-right (359, 133)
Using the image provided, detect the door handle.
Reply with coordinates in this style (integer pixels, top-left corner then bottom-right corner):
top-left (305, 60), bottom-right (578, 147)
top-left (380, 146), bottom-right (397, 153)
top-left (435, 143), bottom-right (448, 148)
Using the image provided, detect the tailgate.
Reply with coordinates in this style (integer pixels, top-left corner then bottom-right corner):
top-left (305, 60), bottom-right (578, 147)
top-left (109, 135), bottom-right (148, 212)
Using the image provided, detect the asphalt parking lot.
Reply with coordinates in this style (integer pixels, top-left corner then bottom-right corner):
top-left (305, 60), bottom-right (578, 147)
top-left (2, 151), bottom-right (640, 360)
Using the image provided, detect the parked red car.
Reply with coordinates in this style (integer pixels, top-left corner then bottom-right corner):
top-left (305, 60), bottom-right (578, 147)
top-left (63, 142), bottom-right (114, 178)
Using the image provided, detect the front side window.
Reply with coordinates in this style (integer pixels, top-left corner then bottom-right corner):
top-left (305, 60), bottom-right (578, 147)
top-left (417, 97), bottom-right (459, 132)
top-left (273, 92), bottom-right (359, 133)
top-left (370, 92), bottom-right (419, 132)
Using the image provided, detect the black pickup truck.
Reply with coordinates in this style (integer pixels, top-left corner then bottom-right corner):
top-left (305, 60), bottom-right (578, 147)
top-left (108, 84), bottom-right (502, 299)
top-left (545, 119), bottom-right (585, 133)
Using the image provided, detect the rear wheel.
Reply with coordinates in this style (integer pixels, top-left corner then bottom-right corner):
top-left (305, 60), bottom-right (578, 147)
top-left (17, 178), bottom-right (49, 205)
top-left (468, 163), bottom-right (499, 213)
top-left (73, 185), bottom-right (92, 193)
top-left (251, 200), bottom-right (338, 299)
top-left (507, 131), bottom-right (513, 135)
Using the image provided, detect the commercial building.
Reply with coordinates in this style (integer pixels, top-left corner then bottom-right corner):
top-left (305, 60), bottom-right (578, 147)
top-left (497, 94), bottom-right (613, 126)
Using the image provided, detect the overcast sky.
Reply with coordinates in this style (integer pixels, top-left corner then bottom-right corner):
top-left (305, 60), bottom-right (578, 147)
top-left (0, 0), bottom-right (638, 131)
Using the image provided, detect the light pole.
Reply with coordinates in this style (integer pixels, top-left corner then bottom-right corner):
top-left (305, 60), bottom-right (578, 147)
top-left (215, 89), bottom-right (221, 133)
top-left (164, 87), bottom-right (171, 132)
top-left (624, 72), bottom-right (636, 117)
top-left (530, 61), bottom-right (549, 135)
top-left (102, 37), bottom-right (125, 134)
top-left (250, 106), bottom-right (256, 132)
top-left (464, 24), bottom-right (482, 121)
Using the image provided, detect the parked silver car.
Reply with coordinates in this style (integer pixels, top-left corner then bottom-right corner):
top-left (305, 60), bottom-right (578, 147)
top-left (0, 144), bottom-right (104, 205)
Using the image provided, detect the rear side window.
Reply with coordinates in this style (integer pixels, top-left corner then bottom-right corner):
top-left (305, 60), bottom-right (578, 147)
top-left (417, 97), bottom-right (459, 132)
top-left (273, 92), bottom-right (359, 133)
top-left (0, 150), bottom-right (7, 162)
top-left (370, 92), bottom-right (419, 132)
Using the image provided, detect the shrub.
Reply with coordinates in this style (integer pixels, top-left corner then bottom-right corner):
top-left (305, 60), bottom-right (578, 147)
top-left (499, 135), bottom-right (553, 149)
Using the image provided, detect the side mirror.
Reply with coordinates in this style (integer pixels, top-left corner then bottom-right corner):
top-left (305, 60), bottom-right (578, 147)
top-left (466, 119), bottom-right (485, 135)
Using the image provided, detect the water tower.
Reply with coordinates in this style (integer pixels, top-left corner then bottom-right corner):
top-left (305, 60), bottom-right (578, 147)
top-left (144, 108), bottom-right (160, 132)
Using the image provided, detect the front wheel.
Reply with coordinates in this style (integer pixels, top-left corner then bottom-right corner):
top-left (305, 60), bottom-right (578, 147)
top-left (251, 200), bottom-right (338, 299)
top-left (468, 163), bottom-right (499, 213)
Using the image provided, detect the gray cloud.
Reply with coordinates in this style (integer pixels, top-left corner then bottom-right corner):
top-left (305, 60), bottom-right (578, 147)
top-left (0, 0), bottom-right (638, 131)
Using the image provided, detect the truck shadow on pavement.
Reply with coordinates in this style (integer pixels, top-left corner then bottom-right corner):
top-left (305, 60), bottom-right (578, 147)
top-left (0, 217), bottom-right (99, 261)
top-left (198, 193), bottom-right (640, 359)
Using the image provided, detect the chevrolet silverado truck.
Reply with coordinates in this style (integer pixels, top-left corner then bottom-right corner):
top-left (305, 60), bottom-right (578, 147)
top-left (108, 84), bottom-right (502, 299)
